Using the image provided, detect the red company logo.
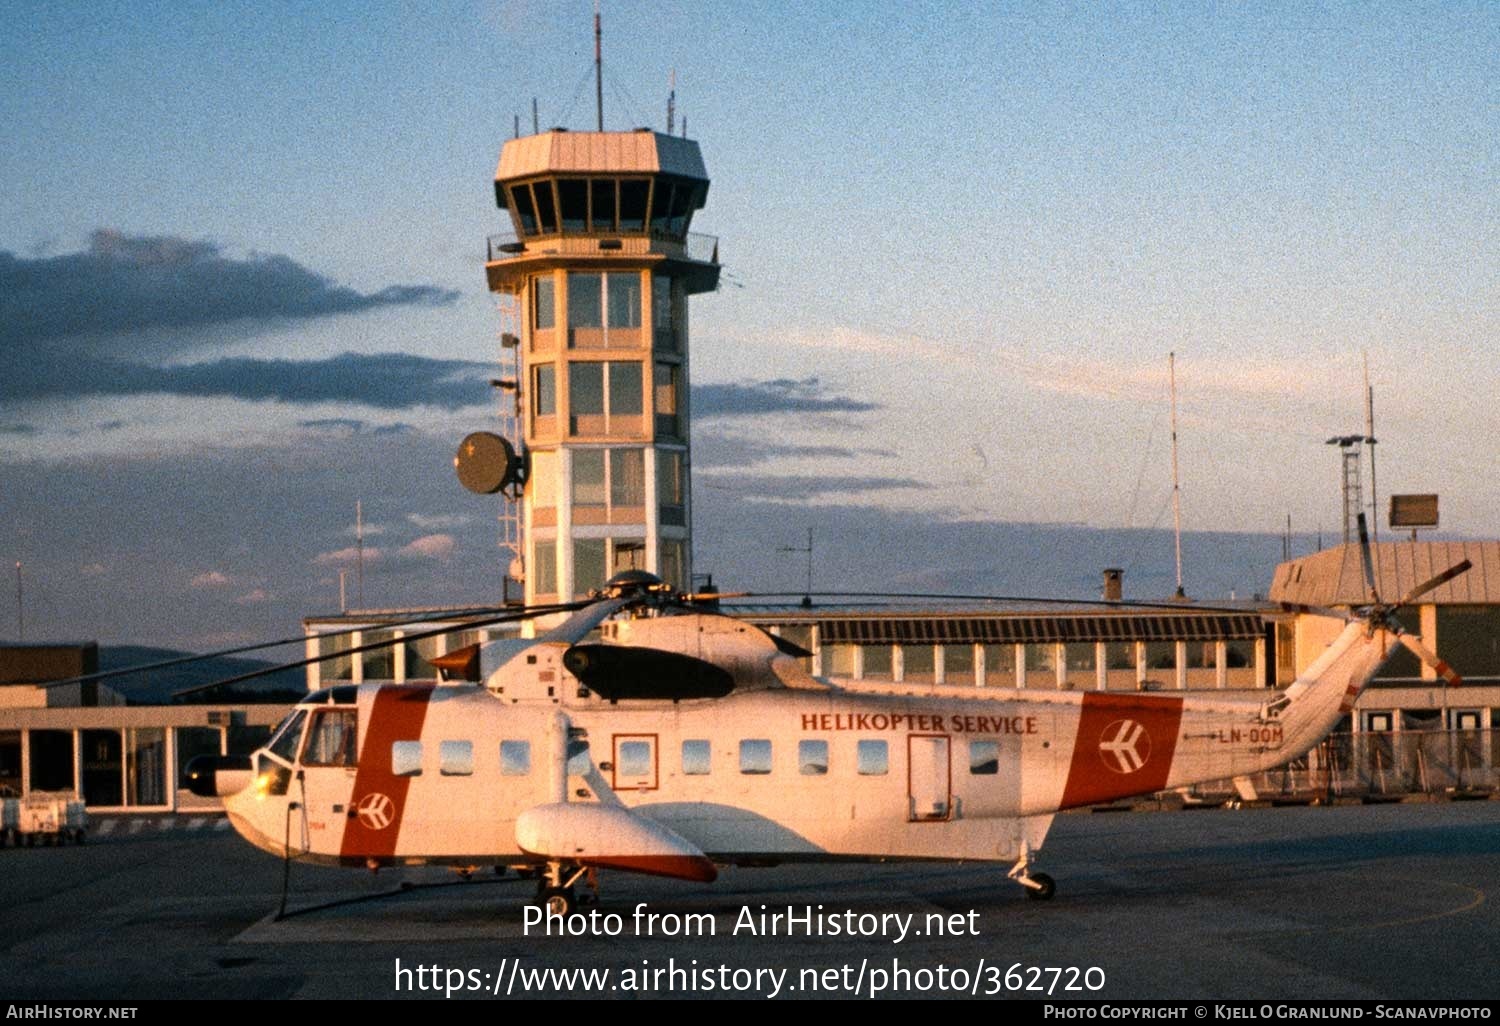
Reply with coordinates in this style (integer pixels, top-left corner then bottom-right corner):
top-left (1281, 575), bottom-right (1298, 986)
top-left (356, 792), bottom-right (395, 831)
top-left (1099, 719), bottom-right (1150, 774)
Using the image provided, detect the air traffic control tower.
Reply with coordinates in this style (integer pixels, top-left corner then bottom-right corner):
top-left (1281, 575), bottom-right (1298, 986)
top-left (484, 129), bottom-right (719, 606)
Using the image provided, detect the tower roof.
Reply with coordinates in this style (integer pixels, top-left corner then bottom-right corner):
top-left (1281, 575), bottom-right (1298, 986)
top-left (497, 130), bottom-right (708, 183)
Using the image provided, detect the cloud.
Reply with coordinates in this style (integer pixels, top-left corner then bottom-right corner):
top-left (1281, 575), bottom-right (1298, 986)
top-left (0, 229), bottom-right (457, 349)
top-left (81, 562), bottom-right (107, 577)
top-left (693, 378), bottom-right (880, 418)
top-left (1, 352), bottom-right (491, 409)
top-left (299, 418), bottom-right (418, 436)
top-left (0, 424), bottom-right (37, 435)
top-left (407, 513), bottom-right (474, 530)
top-left (696, 474), bottom-right (925, 501)
top-left (312, 545), bottom-right (380, 568)
top-left (189, 570), bottom-right (231, 588)
top-left (235, 588), bottom-right (272, 605)
top-left (395, 533), bottom-right (455, 562)
top-left (695, 432), bottom-right (896, 469)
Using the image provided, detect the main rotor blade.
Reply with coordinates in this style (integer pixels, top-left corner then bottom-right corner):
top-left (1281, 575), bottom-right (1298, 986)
top-left (1395, 632), bottom-right (1464, 688)
top-left (540, 596), bottom-right (634, 647)
top-left (171, 601), bottom-right (586, 698)
top-left (1395, 559), bottom-right (1473, 609)
top-left (37, 604), bottom-right (535, 691)
top-left (723, 591), bottom-right (1258, 617)
top-left (1277, 601), bottom-right (1354, 622)
top-left (1357, 512), bottom-right (1381, 605)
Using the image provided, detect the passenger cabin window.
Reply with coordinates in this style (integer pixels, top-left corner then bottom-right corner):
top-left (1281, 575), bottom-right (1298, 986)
top-left (440, 740), bottom-right (473, 777)
top-left (969, 741), bottom-right (1000, 775)
top-left (681, 739), bottom-right (710, 775)
top-left (391, 741), bottom-right (423, 777)
top-left (739, 739), bottom-right (772, 775)
top-left (500, 740), bottom-right (531, 776)
top-left (857, 739), bottom-right (889, 776)
top-left (302, 709), bottom-right (358, 767)
top-left (798, 739), bottom-right (828, 776)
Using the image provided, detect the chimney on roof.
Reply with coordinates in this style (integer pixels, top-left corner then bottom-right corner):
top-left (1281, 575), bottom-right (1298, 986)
top-left (1103, 568), bottom-right (1123, 602)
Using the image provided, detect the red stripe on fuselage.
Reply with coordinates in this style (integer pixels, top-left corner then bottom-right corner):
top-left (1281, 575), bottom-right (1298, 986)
top-left (340, 684), bottom-right (435, 861)
top-left (1058, 692), bottom-right (1185, 809)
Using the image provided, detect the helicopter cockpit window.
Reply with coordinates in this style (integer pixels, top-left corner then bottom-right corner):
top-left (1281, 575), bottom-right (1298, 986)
top-left (265, 710), bottom-right (307, 764)
top-left (302, 709), bottom-right (358, 767)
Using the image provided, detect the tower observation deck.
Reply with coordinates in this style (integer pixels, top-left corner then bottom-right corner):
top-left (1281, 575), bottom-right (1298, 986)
top-left (484, 128), bottom-right (720, 605)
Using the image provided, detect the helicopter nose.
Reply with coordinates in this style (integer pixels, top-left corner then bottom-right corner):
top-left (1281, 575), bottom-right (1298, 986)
top-left (184, 754), bottom-right (253, 798)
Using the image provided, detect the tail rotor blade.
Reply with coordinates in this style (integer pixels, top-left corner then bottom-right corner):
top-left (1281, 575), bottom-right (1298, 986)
top-left (1396, 559), bottom-right (1473, 609)
top-left (1395, 632), bottom-right (1464, 688)
top-left (1357, 512), bottom-right (1381, 604)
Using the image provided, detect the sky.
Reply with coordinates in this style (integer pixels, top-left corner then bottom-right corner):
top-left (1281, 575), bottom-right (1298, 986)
top-left (2, 1), bottom-right (1496, 651)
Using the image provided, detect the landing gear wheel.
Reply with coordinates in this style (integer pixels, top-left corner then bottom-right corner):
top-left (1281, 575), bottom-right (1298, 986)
top-left (1025, 872), bottom-right (1056, 901)
top-left (543, 887), bottom-right (576, 917)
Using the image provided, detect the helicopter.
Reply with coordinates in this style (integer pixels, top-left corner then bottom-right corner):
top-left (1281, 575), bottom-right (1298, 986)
top-left (177, 514), bottom-right (1470, 916)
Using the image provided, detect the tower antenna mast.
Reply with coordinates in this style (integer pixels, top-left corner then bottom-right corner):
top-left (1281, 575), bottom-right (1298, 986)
top-left (594, 1), bottom-right (604, 132)
top-left (1169, 352), bottom-right (1186, 599)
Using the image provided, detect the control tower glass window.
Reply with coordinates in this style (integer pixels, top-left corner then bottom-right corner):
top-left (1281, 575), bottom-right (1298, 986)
top-left (590, 178), bottom-right (617, 231)
top-left (510, 184), bottom-right (538, 234)
top-left (653, 276), bottom-right (675, 351)
top-left (610, 449), bottom-right (645, 508)
top-left (659, 450), bottom-right (686, 527)
top-left (619, 178), bottom-right (649, 231)
top-left (532, 540), bottom-right (558, 595)
top-left (533, 364), bottom-right (556, 417)
top-left (608, 275), bottom-right (641, 329)
top-left (609, 361), bottom-right (643, 418)
top-left (532, 180), bottom-right (558, 234)
top-left (558, 179), bottom-right (588, 233)
top-left (573, 450), bottom-right (607, 511)
top-left (575, 538), bottom-right (607, 593)
top-left (650, 181), bottom-right (675, 234)
top-left (533, 276), bottom-right (555, 330)
top-left (569, 273), bottom-right (603, 329)
top-left (655, 362), bottom-right (681, 436)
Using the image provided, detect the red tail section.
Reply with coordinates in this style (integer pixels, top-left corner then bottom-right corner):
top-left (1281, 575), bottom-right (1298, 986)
top-left (1058, 693), bottom-right (1184, 809)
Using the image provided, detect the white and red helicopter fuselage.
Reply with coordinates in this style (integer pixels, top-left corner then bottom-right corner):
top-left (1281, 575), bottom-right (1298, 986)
top-left (200, 601), bottom-right (1399, 907)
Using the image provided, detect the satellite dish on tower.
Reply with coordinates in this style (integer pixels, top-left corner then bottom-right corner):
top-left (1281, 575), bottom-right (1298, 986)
top-left (454, 431), bottom-right (522, 495)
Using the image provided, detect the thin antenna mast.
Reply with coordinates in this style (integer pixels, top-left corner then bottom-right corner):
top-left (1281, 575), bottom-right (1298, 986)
top-left (532, 97), bottom-right (539, 134)
top-left (14, 561), bottom-right (21, 642)
top-left (1169, 352), bottom-right (1185, 599)
top-left (1364, 352), bottom-right (1379, 544)
top-left (355, 500), bottom-right (365, 609)
top-left (594, 0), bottom-right (604, 131)
top-left (667, 69), bottom-right (676, 134)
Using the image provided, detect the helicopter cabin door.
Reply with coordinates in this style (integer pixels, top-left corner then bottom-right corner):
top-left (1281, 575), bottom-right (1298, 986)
top-left (907, 734), bottom-right (951, 822)
top-left (611, 734), bottom-right (658, 791)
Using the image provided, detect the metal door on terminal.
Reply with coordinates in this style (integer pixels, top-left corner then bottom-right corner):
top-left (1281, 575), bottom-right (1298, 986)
top-left (907, 734), bottom-right (951, 822)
